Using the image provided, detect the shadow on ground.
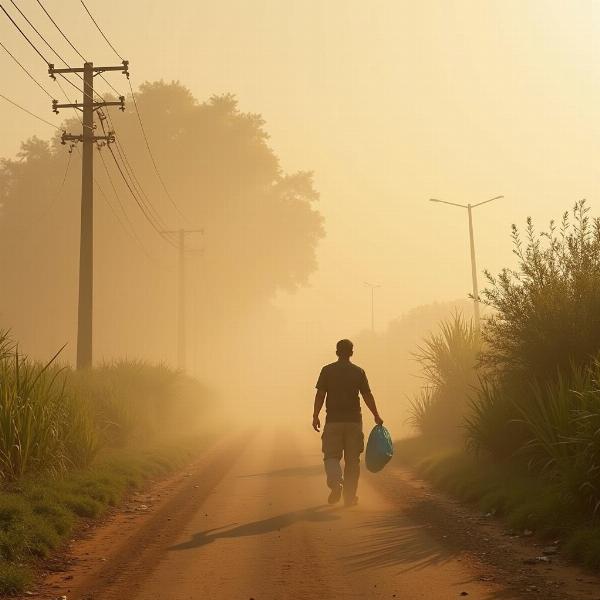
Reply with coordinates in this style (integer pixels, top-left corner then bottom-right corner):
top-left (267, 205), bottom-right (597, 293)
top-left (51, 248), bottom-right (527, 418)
top-left (345, 511), bottom-right (523, 599)
top-left (169, 505), bottom-right (338, 550)
top-left (345, 511), bottom-right (456, 573)
top-left (239, 465), bottom-right (323, 478)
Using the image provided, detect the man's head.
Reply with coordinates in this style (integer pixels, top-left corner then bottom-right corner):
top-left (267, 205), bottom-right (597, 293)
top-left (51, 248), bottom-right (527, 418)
top-left (336, 339), bottom-right (354, 360)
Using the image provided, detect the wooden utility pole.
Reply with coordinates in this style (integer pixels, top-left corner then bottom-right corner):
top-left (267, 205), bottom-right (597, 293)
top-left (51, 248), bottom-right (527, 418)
top-left (161, 228), bottom-right (203, 372)
top-left (49, 60), bottom-right (128, 369)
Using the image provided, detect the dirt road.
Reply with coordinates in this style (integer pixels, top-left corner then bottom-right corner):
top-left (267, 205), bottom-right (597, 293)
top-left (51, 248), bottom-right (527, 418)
top-left (37, 428), bottom-right (600, 600)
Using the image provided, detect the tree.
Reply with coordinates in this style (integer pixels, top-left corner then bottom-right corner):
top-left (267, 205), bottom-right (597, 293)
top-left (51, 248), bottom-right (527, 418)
top-left (0, 83), bottom-right (324, 369)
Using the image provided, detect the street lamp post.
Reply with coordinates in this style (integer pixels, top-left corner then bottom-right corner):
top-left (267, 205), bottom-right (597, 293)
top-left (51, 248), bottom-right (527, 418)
top-left (364, 282), bottom-right (381, 333)
top-left (429, 195), bottom-right (503, 329)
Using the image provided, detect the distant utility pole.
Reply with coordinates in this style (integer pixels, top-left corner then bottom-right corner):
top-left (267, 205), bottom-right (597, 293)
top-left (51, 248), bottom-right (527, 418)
top-left (363, 282), bottom-right (381, 333)
top-left (429, 195), bottom-right (503, 329)
top-left (49, 60), bottom-right (129, 369)
top-left (161, 229), bottom-right (203, 372)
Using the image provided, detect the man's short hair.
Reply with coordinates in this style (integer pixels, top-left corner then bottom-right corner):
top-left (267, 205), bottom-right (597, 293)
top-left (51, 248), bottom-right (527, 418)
top-left (336, 339), bottom-right (354, 357)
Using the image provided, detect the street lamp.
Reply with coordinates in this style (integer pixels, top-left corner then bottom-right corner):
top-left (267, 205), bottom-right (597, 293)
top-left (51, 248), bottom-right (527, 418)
top-left (363, 282), bottom-right (381, 333)
top-left (429, 195), bottom-right (503, 328)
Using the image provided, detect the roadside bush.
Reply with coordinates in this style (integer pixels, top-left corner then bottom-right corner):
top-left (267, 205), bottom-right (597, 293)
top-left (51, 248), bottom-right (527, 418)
top-left (69, 360), bottom-right (208, 447)
top-left (408, 313), bottom-right (480, 442)
top-left (481, 200), bottom-right (600, 380)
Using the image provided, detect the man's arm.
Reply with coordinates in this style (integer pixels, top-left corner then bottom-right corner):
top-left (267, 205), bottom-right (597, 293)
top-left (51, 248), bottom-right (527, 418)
top-left (313, 389), bottom-right (326, 432)
top-left (363, 391), bottom-right (383, 426)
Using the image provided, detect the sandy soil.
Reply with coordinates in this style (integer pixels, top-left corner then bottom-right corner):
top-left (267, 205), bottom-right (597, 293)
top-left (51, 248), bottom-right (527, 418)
top-left (27, 428), bottom-right (600, 600)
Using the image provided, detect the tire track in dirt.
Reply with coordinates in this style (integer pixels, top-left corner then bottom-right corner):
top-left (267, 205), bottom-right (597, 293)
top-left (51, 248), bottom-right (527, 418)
top-left (41, 430), bottom-right (255, 600)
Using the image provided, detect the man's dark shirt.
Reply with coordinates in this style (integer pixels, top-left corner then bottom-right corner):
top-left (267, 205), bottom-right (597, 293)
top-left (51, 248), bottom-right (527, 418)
top-left (316, 360), bottom-right (371, 423)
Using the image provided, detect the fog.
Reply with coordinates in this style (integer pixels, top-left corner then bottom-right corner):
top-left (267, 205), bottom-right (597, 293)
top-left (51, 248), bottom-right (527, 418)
top-left (2, 1), bottom-right (600, 429)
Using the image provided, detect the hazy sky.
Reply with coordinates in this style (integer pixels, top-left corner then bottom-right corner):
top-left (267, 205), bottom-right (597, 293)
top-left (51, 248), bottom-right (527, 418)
top-left (3, 0), bottom-right (600, 342)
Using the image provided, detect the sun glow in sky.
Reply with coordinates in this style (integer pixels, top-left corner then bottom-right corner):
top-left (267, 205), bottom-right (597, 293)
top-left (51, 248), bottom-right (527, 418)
top-left (3, 0), bottom-right (600, 342)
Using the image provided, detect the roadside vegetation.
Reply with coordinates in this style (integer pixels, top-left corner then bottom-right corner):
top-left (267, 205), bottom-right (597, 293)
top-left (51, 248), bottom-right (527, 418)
top-left (403, 200), bottom-right (600, 570)
top-left (0, 331), bottom-right (211, 594)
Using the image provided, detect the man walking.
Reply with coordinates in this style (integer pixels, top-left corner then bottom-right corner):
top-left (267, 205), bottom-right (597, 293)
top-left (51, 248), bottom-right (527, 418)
top-left (312, 339), bottom-right (383, 507)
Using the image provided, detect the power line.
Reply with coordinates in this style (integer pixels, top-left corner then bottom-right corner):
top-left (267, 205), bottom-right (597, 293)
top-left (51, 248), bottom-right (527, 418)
top-left (76, 0), bottom-right (125, 97)
top-left (39, 1), bottom-right (178, 237)
top-left (0, 2), bottom-right (48, 64)
top-left (98, 112), bottom-right (171, 235)
top-left (75, 1), bottom-right (186, 223)
top-left (0, 92), bottom-right (60, 129)
top-left (32, 0), bottom-right (122, 99)
top-left (9, 0), bottom-right (69, 66)
top-left (100, 110), bottom-right (173, 237)
top-left (0, 39), bottom-right (54, 99)
top-left (0, 1), bottom-right (97, 108)
top-left (34, 0), bottom-right (86, 62)
top-left (104, 102), bottom-right (184, 232)
top-left (79, 0), bottom-right (123, 61)
top-left (96, 145), bottom-right (155, 259)
top-left (127, 79), bottom-right (187, 222)
top-left (33, 1), bottom-right (175, 249)
top-left (94, 162), bottom-right (156, 261)
top-left (4, 0), bottom-right (118, 108)
top-left (106, 142), bottom-right (176, 245)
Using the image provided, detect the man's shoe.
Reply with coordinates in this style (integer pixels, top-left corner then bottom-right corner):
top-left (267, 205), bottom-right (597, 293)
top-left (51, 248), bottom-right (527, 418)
top-left (344, 496), bottom-right (358, 508)
top-left (328, 484), bottom-right (343, 505)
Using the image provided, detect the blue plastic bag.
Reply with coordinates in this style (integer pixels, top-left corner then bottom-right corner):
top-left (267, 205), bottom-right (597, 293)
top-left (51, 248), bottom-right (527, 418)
top-left (365, 424), bottom-right (394, 473)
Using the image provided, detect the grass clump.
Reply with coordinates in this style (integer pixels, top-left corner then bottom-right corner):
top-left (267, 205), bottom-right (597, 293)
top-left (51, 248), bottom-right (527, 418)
top-left (0, 562), bottom-right (32, 595)
top-left (564, 526), bottom-right (600, 569)
top-left (408, 314), bottom-right (481, 443)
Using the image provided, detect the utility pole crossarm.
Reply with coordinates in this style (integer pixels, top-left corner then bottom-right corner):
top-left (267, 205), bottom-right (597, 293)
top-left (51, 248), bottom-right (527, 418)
top-left (53, 98), bottom-right (125, 113)
top-left (48, 61), bottom-right (129, 77)
top-left (61, 132), bottom-right (115, 144)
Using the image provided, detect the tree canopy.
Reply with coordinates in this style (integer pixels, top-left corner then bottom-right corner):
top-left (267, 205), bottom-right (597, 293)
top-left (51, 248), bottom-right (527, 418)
top-left (0, 82), bottom-right (324, 365)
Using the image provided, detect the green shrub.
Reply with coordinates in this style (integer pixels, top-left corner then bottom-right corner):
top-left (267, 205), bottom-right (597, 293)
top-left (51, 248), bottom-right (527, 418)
top-left (408, 314), bottom-right (480, 441)
top-left (0, 561), bottom-right (31, 594)
top-left (481, 200), bottom-right (600, 380)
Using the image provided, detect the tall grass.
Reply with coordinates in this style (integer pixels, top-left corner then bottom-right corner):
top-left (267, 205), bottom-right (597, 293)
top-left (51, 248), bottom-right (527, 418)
top-left (0, 331), bottom-right (93, 480)
top-left (408, 314), bottom-right (480, 441)
top-left (69, 360), bottom-right (207, 447)
top-left (464, 379), bottom-right (527, 461)
top-left (0, 331), bottom-right (208, 481)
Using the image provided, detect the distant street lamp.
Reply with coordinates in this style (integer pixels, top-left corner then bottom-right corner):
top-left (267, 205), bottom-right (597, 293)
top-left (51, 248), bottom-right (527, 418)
top-left (429, 195), bottom-right (503, 329)
top-left (363, 282), bottom-right (381, 333)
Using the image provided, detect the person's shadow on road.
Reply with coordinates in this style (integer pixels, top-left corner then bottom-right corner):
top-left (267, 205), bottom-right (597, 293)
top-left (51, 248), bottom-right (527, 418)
top-left (169, 505), bottom-right (339, 550)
